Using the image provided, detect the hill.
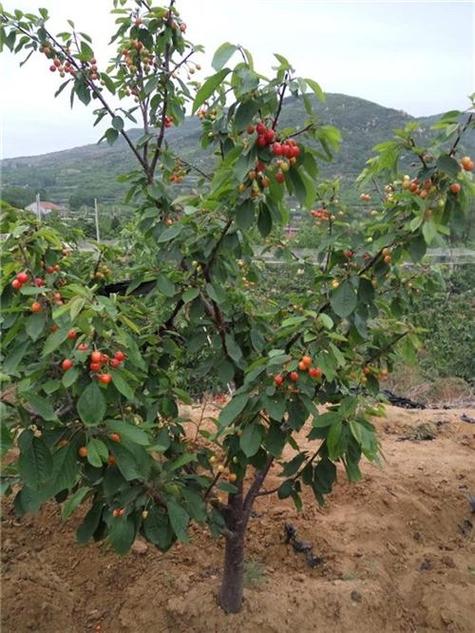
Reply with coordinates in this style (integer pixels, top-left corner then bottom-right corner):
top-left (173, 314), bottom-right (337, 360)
top-left (1, 93), bottom-right (473, 207)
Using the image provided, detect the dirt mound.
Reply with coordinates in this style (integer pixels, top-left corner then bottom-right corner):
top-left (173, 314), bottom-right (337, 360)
top-left (2, 406), bottom-right (474, 633)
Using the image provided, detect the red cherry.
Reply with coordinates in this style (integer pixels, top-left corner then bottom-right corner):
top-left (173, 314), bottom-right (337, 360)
top-left (289, 371), bottom-right (299, 382)
top-left (265, 129), bottom-right (275, 143)
top-left (257, 135), bottom-right (267, 147)
top-left (12, 279), bottom-right (22, 290)
top-left (99, 373), bottom-right (112, 385)
top-left (67, 329), bottom-right (77, 340)
top-left (46, 266), bottom-right (55, 274)
top-left (290, 145), bottom-right (300, 158)
top-left (110, 358), bottom-right (121, 368)
top-left (34, 277), bottom-right (45, 287)
top-left (77, 343), bottom-right (89, 352)
top-left (89, 362), bottom-right (101, 372)
top-left (449, 183), bottom-right (461, 194)
top-left (309, 367), bottom-right (322, 379)
top-left (90, 351), bottom-right (102, 363)
top-left (256, 122), bottom-right (266, 135)
top-left (272, 142), bottom-right (283, 156)
top-left (256, 161), bottom-right (266, 173)
top-left (49, 65), bottom-right (57, 72)
top-left (275, 171), bottom-right (285, 184)
top-left (16, 272), bottom-right (29, 284)
top-left (31, 302), bottom-right (42, 313)
top-left (274, 374), bottom-right (284, 386)
top-left (61, 359), bottom-right (73, 371)
top-left (114, 350), bottom-right (126, 362)
top-left (247, 124), bottom-right (255, 134)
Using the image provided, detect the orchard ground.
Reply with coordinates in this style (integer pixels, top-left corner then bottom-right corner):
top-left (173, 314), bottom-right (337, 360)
top-left (2, 401), bottom-right (474, 633)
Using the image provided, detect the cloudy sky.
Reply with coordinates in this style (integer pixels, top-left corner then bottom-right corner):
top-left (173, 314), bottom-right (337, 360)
top-left (1, 0), bottom-right (473, 158)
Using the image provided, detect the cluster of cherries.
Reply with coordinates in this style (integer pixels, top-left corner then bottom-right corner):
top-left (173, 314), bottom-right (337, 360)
top-left (239, 121), bottom-right (302, 192)
top-left (61, 347), bottom-right (126, 385)
top-left (11, 268), bottom-right (64, 313)
top-left (248, 122), bottom-right (301, 159)
top-left (11, 271), bottom-right (29, 291)
top-left (310, 208), bottom-right (331, 221)
top-left (274, 354), bottom-right (323, 386)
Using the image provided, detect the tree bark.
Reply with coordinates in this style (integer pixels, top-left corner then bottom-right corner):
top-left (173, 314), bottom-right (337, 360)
top-left (218, 486), bottom-right (247, 613)
top-left (218, 521), bottom-right (247, 613)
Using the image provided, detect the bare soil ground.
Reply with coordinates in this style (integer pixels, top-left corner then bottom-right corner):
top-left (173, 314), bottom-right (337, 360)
top-left (1, 404), bottom-right (475, 633)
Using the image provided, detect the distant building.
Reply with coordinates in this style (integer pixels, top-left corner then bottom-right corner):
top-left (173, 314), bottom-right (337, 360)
top-left (25, 201), bottom-right (63, 216)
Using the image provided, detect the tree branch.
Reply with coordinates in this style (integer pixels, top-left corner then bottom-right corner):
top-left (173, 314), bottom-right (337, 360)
top-left (243, 456), bottom-right (274, 515)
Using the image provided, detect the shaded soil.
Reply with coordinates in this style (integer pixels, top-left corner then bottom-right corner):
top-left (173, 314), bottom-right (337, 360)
top-left (2, 405), bottom-right (475, 633)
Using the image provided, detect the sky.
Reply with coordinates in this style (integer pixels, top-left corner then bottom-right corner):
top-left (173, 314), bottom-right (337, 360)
top-left (0, 0), bottom-right (474, 158)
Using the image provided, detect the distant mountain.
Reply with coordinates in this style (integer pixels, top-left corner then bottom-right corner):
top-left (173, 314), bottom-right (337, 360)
top-left (1, 93), bottom-right (473, 207)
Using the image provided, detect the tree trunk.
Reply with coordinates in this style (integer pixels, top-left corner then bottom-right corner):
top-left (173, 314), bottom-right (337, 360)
top-left (218, 487), bottom-right (247, 613)
top-left (218, 458), bottom-right (273, 613)
top-left (218, 523), bottom-right (246, 613)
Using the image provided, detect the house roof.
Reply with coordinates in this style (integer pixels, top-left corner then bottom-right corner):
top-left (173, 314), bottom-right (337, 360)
top-left (38, 201), bottom-right (62, 210)
top-left (26, 201), bottom-right (62, 210)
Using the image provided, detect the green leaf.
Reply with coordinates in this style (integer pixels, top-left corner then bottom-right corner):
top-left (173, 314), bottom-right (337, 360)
top-left (277, 479), bottom-right (293, 499)
top-left (211, 42), bottom-right (238, 71)
top-left (112, 115), bottom-right (124, 131)
top-left (262, 394), bottom-right (286, 421)
top-left (3, 341), bottom-right (29, 374)
top-left (107, 420), bottom-right (150, 446)
top-left (236, 200), bottom-right (255, 231)
top-left (42, 328), bottom-right (69, 356)
top-left (224, 334), bottom-right (242, 364)
top-left (25, 313), bottom-right (46, 341)
top-left (422, 220), bottom-right (437, 245)
top-left (143, 506), bottom-right (174, 550)
top-left (436, 154), bottom-right (461, 177)
top-left (79, 41), bottom-right (94, 61)
top-left (240, 423), bottom-right (263, 457)
top-left (62, 367), bottom-right (79, 388)
top-left (304, 77), bottom-right (325, 102)
top-left (111, 370), bottom-right (135, 400)
top-left (50, 441), bottom-right (80, 493)
top-left (264, 422), bottom-right (287, 457)
top-left (156, 273), bottom-right (176, 297)
top-left (77, 382), bottom-right (106, 426)
top-left (167, 499), bottom-right (189, 542)
top-left (77, 502), bottom-right (104, 544)
top-left (105, 128), bottom-right (119, 145)
top-left (109, 443), bottom-right (144, 481)
top-left (288, 169), bottom-right (307, 206)
top-left (192, 68), bottom-right (231, 113)
top-left (25, 394), bottom-right (58, 422)
top-left (257, 205), bottom-right (272, 237)
top-left (18, 432), bottom-right (53, 490)
top-left (62, 486), bottom-right (90, 519)
top-left (234, 99), bottom-right (259, 131)
top-left (218, 393), bottom-right (249, 428)
top-left (327, 420), bottom-right (343, 460)
top-left (168, 453), bottom-right (197, 471)
top-left (330, 280), bottom-right (357, 318)
top-left (182, 287), bottom-right (199, 303)
top-left (109, 515), bottom-right (136, 554)
top-left (157, 223), bottom-right (183, 243)
top-left (318, 313), bottom-right (334, 330)
top-left (87, 438), bottom-right (109, 467)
